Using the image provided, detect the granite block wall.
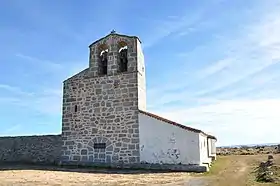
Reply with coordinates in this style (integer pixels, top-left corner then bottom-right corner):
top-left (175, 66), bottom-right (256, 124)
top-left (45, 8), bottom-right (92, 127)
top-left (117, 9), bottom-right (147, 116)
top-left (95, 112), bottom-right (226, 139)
top-left (0, 135), bottom-right (62, 164)
top-left (61, 33), bottom-right (145, 165)
top-left (61, 72), bottom-right (141, 164)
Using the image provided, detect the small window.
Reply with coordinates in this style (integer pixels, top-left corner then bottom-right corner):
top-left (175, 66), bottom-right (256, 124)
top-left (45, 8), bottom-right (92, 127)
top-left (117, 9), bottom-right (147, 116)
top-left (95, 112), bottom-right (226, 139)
top-left (74, 105), bottom-right (78, 112)
top-left (94, 143), bottom-right (106, 149)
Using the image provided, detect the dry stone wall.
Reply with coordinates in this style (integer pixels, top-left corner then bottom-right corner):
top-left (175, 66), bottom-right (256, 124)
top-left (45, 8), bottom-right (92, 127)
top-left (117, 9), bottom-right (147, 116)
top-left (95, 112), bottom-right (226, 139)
top-left (0, 135), bottom-right (61, 164)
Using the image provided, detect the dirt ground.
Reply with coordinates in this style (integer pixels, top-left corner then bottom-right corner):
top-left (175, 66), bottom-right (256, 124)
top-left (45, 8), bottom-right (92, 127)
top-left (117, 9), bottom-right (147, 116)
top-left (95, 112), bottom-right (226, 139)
top-left (198, 154), bottom-right (280, 186)
top-left (0, 154), bottom-right (279, 186)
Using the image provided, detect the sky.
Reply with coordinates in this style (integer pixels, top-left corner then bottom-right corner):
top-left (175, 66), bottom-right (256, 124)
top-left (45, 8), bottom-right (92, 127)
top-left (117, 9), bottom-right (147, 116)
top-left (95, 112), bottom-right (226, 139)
top-left (0, 0), bottom-right (280, 146)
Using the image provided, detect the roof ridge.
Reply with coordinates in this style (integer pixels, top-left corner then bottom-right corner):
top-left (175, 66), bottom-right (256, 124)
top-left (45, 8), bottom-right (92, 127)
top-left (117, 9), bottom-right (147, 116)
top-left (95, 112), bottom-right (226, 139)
top-left (89, 32), bottom-right (141, 48)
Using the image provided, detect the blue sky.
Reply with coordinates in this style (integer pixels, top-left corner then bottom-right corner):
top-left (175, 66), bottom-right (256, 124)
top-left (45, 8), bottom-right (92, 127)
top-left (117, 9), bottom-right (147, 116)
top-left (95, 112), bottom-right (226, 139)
top-left (1, 0), bottom-right (280, 146)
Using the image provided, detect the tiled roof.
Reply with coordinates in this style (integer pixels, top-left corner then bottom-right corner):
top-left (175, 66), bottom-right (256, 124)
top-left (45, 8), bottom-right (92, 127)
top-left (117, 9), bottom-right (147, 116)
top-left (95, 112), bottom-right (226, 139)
top-left (139, 110), bottom-right (217, 140)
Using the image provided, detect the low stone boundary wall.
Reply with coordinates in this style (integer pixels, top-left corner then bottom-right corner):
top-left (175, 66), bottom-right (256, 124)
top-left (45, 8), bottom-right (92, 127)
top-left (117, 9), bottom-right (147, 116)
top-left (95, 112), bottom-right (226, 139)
top-left (0, 135), bottom-right (62, 164)
top-left (59, 161), bottom-right (208, 173)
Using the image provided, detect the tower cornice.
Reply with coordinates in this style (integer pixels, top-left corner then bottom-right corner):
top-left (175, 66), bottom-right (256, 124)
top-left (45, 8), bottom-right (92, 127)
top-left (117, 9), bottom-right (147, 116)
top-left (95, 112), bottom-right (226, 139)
top-left (88, 31), bottom-right (141, 48)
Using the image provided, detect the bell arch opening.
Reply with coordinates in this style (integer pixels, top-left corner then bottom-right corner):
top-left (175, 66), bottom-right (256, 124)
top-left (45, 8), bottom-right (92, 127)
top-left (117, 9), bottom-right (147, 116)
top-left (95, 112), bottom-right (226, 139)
top-left (98, 44), bottom-right (109, 75)
top-left (118, 41), bottom-right (128, 73)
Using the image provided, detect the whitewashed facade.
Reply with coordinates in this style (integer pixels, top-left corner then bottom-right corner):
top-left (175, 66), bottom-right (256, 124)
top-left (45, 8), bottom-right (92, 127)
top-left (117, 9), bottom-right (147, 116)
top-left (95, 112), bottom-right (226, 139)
top-left (139, 111), bottom-right (217, 168)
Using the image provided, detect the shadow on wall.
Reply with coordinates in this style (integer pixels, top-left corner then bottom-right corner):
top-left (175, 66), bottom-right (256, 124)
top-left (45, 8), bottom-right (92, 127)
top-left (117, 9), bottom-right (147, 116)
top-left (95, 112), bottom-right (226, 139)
top-left (0, 163), bottom-right (183, 174)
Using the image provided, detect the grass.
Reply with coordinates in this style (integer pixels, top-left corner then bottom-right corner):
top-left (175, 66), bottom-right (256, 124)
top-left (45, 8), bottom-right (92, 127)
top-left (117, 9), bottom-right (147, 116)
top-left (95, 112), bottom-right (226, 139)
top-left (0, 154), bottom-right (279, 185)
top-left (205, 154), bottom-right (280, 186)
top-left (204, 156), bottom-right (231, 176)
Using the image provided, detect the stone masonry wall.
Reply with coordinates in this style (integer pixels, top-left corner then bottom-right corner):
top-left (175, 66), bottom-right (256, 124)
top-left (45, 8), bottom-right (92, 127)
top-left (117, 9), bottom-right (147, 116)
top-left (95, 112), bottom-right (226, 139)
top-left (61, 33), bottom-right (145, 165)
top-left (0, 135), bottom-right (61, 164)
top-left (62, 72), bottom-right (140, 164)
top-left (88, 33), bottom-right (139, 77)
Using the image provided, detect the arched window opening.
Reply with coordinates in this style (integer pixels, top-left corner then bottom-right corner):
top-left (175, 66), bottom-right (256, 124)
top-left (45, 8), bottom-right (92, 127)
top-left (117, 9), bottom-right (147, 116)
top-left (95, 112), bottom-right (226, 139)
top-left (98, 44), bottom-right (109, 75)
top-left (118, 42), bottom-right (128, 72)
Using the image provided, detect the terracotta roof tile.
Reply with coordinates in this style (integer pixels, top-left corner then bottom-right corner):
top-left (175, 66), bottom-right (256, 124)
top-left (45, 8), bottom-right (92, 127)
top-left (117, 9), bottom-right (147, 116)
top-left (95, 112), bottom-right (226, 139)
top-left (139, 110), bottom-right (217, 140)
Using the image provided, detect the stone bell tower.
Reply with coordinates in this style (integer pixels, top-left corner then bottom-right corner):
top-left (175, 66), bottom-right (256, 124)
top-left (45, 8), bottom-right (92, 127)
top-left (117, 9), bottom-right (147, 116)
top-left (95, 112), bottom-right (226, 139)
top-left (61, 31), bottom-right (146, 165)
top-left (88, 30), bottom-right (146, 111)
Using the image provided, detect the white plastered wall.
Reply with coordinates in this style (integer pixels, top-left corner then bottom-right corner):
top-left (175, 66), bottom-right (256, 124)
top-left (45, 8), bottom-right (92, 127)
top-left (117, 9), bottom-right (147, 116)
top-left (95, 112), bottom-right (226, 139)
top-left (208, 138), bottom-right (217, 160)
top-left (136, 39), bottom-right (147, 111)
top-left (199, 134), bottom-right (212, 165)
top-left (139, 113), bottom-right (201, 165)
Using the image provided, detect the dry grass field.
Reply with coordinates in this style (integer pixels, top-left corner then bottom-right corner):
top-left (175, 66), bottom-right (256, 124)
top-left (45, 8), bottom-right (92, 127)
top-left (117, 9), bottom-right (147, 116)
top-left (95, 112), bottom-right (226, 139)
top-left (198, 154), bottom-right (280, 186)
top-left (0, 154), bottom-right (279, 186)
top-left (217, 145), bottom-right (278, 156)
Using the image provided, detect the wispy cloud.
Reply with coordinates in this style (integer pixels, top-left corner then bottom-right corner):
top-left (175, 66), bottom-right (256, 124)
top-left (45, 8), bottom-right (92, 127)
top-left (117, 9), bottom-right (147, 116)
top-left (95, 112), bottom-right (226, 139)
top-left (194, 9), bottom-right (280, 97)
top-left (0, 84), bottom-right (34, 96)
top-left (42, 88), bottom-right (62, 97)
top-left (1, 53), bottom-right (86, 116)
top-left (15, 53), bottom-right (63, 71)
top-left (143, 14), bottom-right (202, 48)
top-left (196, 59), bottom-right (233, 79)
top-left (146, 1), bottom-right (280, 146)
top-left (0, 87), bottom-right (62, 116)
top-left (5, 124), bottom-right (21, 133)
top-left (16, 53), bottom-right (87, 77)
top-left (142, 1), bottom-right (225, 48)
top-left (1, 51), bottom-right (86, 116)
top-left (155, 99), bottom-right (280, 146)
top-left (156, 1), bottom-right (280, 100)
top-left (0, 97), bottom-right (21, 104)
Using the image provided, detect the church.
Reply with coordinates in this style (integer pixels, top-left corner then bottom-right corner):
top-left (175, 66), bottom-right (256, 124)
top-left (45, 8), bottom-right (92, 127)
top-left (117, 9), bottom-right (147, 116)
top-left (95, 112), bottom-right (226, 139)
top-left (60, 31), bottom-right (217, 172)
